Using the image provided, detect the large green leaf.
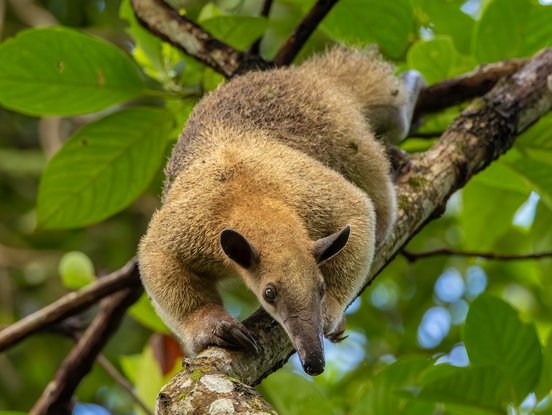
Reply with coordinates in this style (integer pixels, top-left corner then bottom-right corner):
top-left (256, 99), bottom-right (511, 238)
top-left (201, 16), bottom-right (268, 51)
top-left (464, 294), bottom-right (543, 403)
top-left (407, 37), bottom-right (458, 84)
top-left (0, 27), bottom-right (145, 116)
top-left (37, 107), bottom-right (174, 229)
top-left (412, 0), bottom-right (475, 54)
top-left (129, 293), bottom-right (169, 334)
top-left (350, 356), bottom-right (433, 415)
top-left (460, 174), bottom-right (529, 250)
top-left (419, 365), bottom-right (509, 413)
top-left (322, 0), bottom-right (414, 59)
top-left (536, 332), bottom-right (552, 400)
top-left (515, 114), bottom-right (552, 165)
top-left (473, 0), bottom-right (552, 63)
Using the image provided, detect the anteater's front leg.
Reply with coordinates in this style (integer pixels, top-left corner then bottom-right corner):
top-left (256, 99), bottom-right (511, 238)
top-left (139, 250), bottom-right (258, 354)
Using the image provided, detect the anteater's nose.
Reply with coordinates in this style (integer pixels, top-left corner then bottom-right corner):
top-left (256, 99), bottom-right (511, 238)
top-left (302, 357), bottom-right (325, 376)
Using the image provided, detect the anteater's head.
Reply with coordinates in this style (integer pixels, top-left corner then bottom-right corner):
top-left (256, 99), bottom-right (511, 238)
top-left (219, 224), bottom-right (351, 376)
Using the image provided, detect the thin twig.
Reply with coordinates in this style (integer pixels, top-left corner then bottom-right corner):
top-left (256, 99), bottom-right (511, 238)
top-left (401, 248), bottom-right (552, 263)
top-left (96, 354), bottom-right (154, 415)
top-left (274, 0), bottom-right (339, 66)
top-left (0, 258), bottom-right (139, 352)
top-left (249, 0), bottom-right (274, 55)
top-left (58, 329), bottom-right (154, 415)
top-left (30, 285), bottom-right (143, 415)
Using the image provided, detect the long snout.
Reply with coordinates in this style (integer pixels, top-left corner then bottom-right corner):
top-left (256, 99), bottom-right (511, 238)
top-left (283, 315), bottom-right (325, 376)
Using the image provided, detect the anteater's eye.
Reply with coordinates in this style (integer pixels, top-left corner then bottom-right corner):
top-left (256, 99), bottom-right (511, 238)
top-left (263, 284), bottom-right (277, 302)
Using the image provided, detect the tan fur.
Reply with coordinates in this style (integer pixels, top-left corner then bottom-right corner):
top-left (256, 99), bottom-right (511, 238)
top-left (139, 47), bottom-right (408, 362)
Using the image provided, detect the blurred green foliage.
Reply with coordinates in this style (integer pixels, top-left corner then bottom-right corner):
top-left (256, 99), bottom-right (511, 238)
top-left (0, 0), bottom-right (551, 414)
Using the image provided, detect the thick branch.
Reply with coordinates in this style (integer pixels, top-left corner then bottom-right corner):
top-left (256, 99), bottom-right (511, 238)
top-left (273, 0), bottom-right (339, 66)
top-left (0, 258), bottom-right (139, 352)
top-left (30, 285), bottom-right (143, 415)
top-left (130, 0), bottom-right (270, 76)
top-left (401, 248), bottom-right (552, 262)
top-left (157, 48), bottom-right (552, 414)
top-left (413, 57), bottom-right (527, 118)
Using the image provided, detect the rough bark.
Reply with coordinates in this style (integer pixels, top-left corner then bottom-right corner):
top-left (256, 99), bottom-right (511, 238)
top-left (156, 48), bottom-right (552, 414)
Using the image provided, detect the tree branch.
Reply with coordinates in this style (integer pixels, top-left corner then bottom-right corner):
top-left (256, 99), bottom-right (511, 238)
top-left (156, 47), bottom-right (552, 414)
top-left (413, 57), bottom-right (528, 118)
top-left (0, 257), bottom-right (139, 352)
top-left (130, 0), bottom-right (270, 76)
top-left (30, 284), bottom-right (143, 415)
top-left (273, 0), bottom-right (339, 66)
top-left (249, 0), bottom-right (274, 55)
top-left (401, 248), bottom-right (552, 263)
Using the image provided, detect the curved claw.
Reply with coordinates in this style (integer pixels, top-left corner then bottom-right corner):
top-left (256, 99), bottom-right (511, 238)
top-left (232, 327), bottom-right (259, 354)
top-left (328, 331), bottom-right (348, 343)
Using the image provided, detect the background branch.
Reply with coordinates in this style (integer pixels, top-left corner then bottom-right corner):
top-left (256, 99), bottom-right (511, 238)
top-left (401, 248), bottom-right (552, 263)
top-left (273, 0), bottom-right (339, 66)
top-left (0, 258), bottom-right (139, 352)
top-left (413, 57), bottom-right (527, 118)
top-left (130, 0), bottom-right (270, 76)
top-left (30, 284), bottom-right (143, 415)
top-left (156, 47), bottom-right (552, 414)
top-left (57, 328), bottom-right (154, 415)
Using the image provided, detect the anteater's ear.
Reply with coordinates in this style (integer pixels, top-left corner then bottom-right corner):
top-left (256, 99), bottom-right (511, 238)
top-left (313, 225), bottom-right (351, 264)
top-left (220, 228), bottom-right (259, 269)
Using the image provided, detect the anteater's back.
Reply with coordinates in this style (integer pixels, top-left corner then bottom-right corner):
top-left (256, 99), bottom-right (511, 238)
top-left (163, 47), bottom-right (403, 240)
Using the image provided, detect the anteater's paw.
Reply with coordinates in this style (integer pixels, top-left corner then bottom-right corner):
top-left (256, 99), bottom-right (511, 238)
top-left (324, 315), bottom-right (348, 343)
top-left (187, 307), bottom-right (259, 354)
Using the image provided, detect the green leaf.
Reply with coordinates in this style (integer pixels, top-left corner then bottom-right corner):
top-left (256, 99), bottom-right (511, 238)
top-left (260, 371), bottom-right (336, 415)
top-left (0, 412), bottom-right (28, 415)
top-left (58, 251), bottom-right (95, 289)
top-left (419, 365), bottom-right (509, 414)
top-left (129, 293), bottom-right (169, 333)
top-left (407, 37), bottom-right (458, 84)
top-left (515, 114), bottom-right (552, 165)
top-left (201, 16), bottom-right (268, 50)
top-left (504, 148), bottom-right (552, 210)
top-left (412, 0), bottom-right (475, 54)
top-left (120, 345), bottom-right (162, 414)
top-left (536, 332), bottom-right (552, 400)
top-left (120, 0), bottom-right (186, 86)
top-left (460, 169), bottom-right (529, 250)
top-left (473, 0), bottom-right (552, 63)
top-left (322, 0), bottom-right (414, 59)
top-left (38, 107), bottom-right (174, 229)
top-left (120, 0), bottom-right (163, 76)
top-left (350, 356), bottom-right (433, 415)
top-left (464, 294), bottom-right (543, 403)
top-left (0, 27), bottom-right (145, 116)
